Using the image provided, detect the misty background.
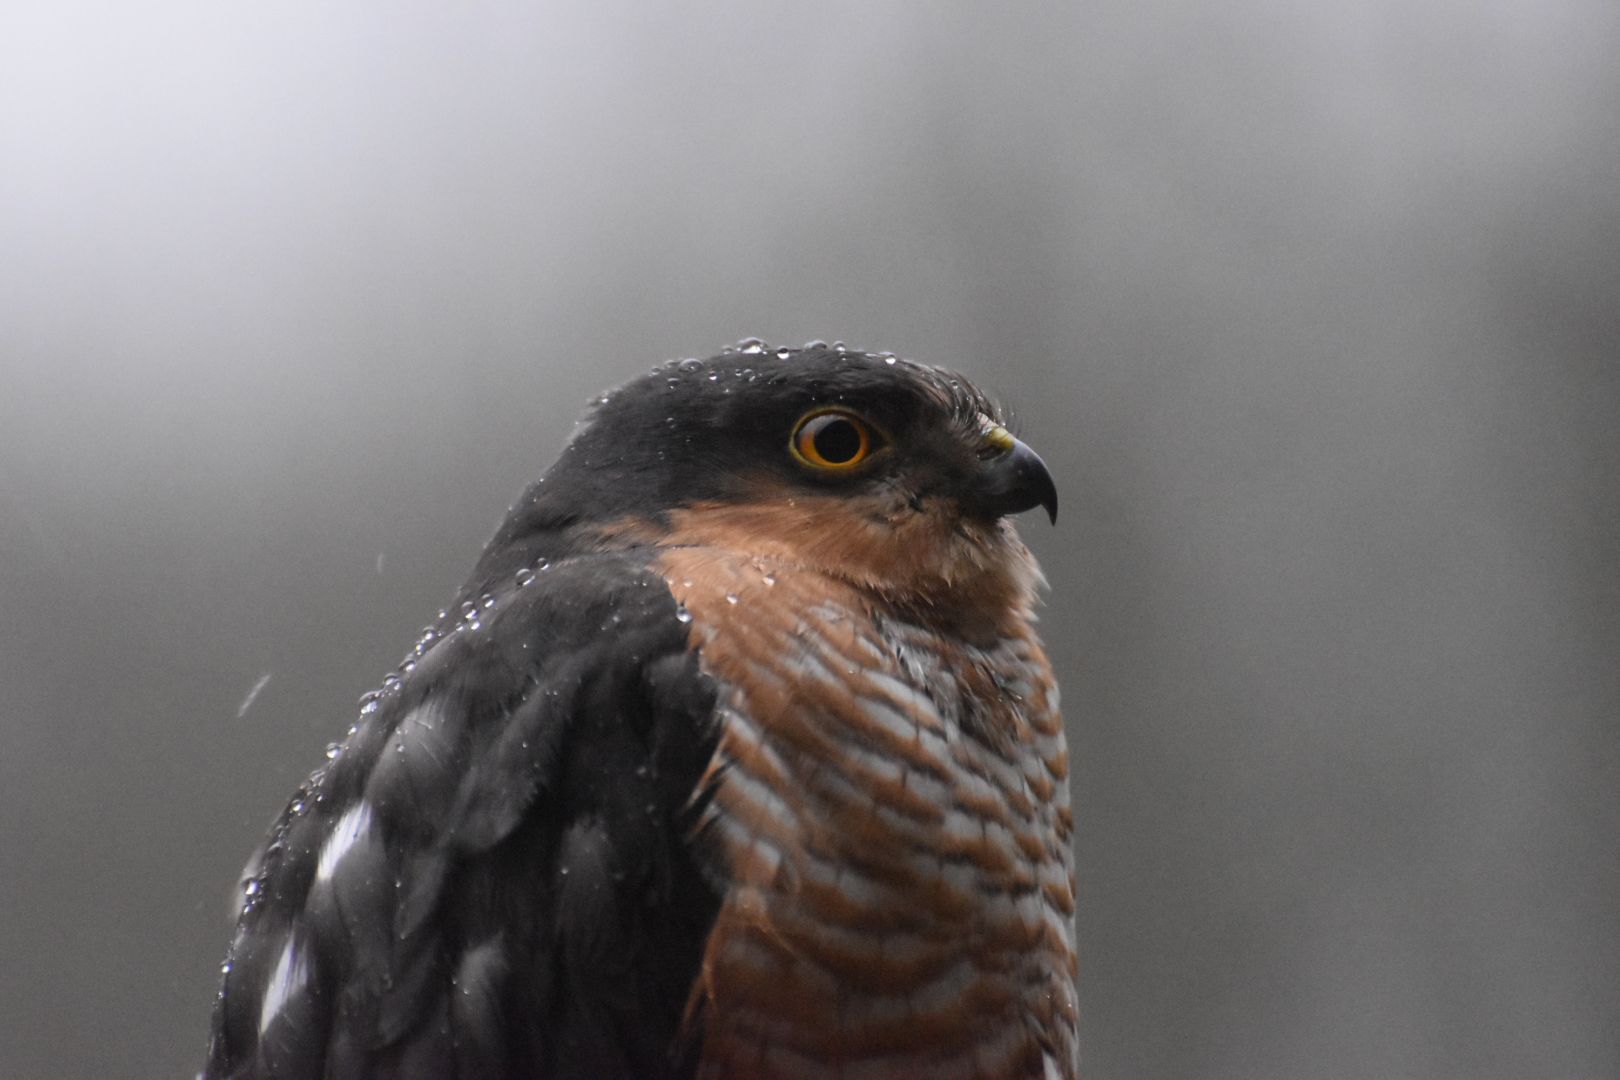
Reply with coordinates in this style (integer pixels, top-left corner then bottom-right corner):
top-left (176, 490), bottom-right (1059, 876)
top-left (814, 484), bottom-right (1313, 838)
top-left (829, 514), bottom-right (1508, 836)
top-left (2, 3), bottom-right (1616, 1077)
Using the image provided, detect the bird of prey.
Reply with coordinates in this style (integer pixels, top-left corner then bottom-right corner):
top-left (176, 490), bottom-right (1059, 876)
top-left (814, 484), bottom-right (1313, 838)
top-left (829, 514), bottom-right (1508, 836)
top-left (204, 342), bottom-right (1076, 1079)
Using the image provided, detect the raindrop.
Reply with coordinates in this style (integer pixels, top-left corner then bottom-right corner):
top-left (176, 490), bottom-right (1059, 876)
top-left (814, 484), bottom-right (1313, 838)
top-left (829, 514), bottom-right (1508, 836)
top-left (515, 568), bottom-right (536, 587)
top-left (803, 339), bottom-right (827, 349)
top-left (460, 601), bottom-right (479, 619)
top-left (220, 961), bottom-right (232, 975)
top-left (358, 690), bottom-right (382, 714)
top-left (724, 593), bottom-right (739, 605)
top-left (734, 337), bottom-right (768, 354)
top-left (707, 372), bottom-right (719, 381)
top-left (775, 347), bottom-right (791, 359)
top-left (480, 594), bottom-right (496, 609)
top-left (677, 357), bottom-right (704, 373)
top-left (666, 377), bottom-right (681, 389)
top-left (243, 879), bottom-right (261, 897)
top-left (235, 672), bottom-right (272, 719)
top-left (832, 341), bottom-right (847, 351)
top-left (674, 606), bottom-right (693, 624)
top-left (325, 742), bottom-right (343, 760)
top-left (761, 572), bottom-right (777, 586)
top-left (382, 673), bottom-right (401, 691)
top-left (884, 356), bottom-right (897, 365)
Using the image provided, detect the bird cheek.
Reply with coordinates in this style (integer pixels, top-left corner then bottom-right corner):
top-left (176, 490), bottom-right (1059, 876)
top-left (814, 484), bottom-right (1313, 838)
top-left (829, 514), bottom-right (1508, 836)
top-left (870, 475), bottom-right (930, 522)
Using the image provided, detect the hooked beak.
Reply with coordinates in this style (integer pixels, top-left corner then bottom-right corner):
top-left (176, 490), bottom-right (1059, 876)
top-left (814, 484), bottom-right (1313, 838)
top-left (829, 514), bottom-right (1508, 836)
top-left (969, 432), bottom-right (1058, 525)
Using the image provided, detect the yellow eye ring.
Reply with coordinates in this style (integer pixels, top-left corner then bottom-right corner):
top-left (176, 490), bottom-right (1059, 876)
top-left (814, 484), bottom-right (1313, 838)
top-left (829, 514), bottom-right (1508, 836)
top-left (790, 409), bottom-right (880, 470)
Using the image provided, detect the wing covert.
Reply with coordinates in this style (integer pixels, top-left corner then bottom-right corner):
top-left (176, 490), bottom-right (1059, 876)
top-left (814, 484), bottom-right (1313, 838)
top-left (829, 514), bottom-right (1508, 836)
top-left (205, 554), bottom-right (721, 1080)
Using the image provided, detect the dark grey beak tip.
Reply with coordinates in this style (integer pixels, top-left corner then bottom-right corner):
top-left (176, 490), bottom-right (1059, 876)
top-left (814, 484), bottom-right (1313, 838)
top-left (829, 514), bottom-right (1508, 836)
top-left (1031, 453), bottom-right (1058, 526)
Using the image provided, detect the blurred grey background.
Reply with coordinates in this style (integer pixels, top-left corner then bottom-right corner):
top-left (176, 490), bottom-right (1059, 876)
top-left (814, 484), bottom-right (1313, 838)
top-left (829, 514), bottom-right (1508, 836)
top-left (2, 2), bottom-right (1616, 1077)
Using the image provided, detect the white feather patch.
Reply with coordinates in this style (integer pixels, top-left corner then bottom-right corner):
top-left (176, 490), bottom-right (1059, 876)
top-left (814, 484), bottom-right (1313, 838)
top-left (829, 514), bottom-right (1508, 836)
top-left (258, 931), bottom-right (309, 1034)
top-left (316, 801), bottom-right (373, 883)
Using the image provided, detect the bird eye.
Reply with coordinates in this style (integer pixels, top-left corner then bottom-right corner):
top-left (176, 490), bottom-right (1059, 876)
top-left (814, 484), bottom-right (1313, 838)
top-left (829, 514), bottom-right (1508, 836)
top-left (790, 409), bottom-right (880, 470)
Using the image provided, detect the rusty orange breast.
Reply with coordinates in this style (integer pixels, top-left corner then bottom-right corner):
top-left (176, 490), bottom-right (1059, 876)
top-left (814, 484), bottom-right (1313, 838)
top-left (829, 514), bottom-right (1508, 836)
top-left (654, 546), bottom-right (1077, 1080)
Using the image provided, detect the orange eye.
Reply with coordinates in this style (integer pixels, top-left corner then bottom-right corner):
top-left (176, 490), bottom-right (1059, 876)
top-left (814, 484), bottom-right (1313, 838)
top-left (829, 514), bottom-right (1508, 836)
top-left (791, 409), bottom-right (879, 470)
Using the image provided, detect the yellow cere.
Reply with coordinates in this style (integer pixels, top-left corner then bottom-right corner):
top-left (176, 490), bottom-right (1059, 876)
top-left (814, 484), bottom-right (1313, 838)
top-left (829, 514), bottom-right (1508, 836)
top-left (982, 421), bottom-right (1017, 453)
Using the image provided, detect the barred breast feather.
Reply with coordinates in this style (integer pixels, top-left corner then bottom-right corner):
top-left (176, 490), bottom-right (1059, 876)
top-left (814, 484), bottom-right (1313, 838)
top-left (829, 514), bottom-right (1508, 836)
top-left (658, 547), bottom-right (1077, 1080)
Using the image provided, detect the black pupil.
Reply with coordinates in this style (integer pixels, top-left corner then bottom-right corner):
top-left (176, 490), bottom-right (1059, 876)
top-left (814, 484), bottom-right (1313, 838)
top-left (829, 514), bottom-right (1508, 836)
top-left (813, 418), bottom-right (863, 463)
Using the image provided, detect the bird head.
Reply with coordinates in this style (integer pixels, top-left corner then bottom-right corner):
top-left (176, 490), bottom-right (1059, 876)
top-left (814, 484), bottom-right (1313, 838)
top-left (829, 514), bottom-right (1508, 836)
top-left (490, 343), bottom-right (1057, 620)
